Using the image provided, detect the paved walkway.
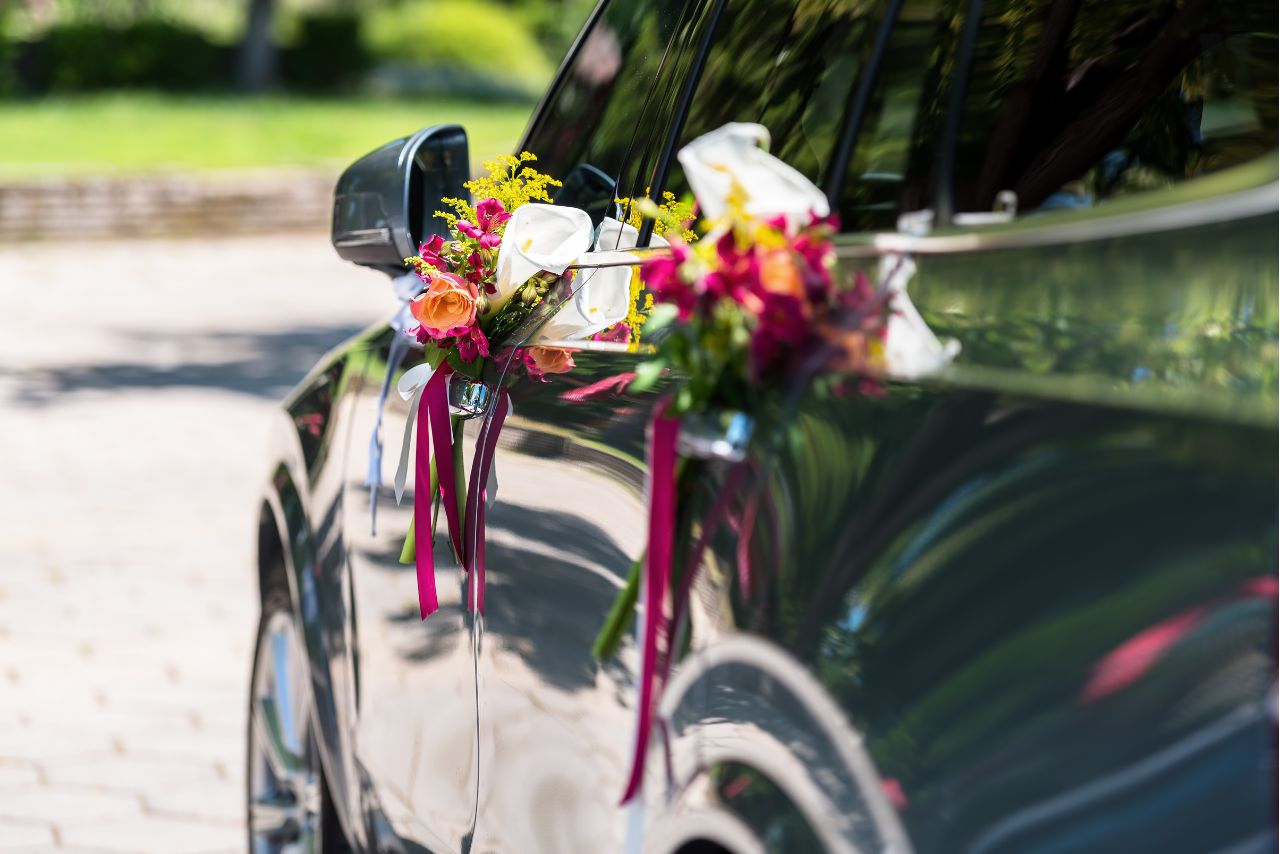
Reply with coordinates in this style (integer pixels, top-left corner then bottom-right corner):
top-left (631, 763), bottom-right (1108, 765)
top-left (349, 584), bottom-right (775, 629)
top-left (0, 235), bottom-right (394, 852)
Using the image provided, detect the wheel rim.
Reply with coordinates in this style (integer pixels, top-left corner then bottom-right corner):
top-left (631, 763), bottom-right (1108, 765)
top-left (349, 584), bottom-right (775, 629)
top-left (249, 609), bottom-right (322, 854)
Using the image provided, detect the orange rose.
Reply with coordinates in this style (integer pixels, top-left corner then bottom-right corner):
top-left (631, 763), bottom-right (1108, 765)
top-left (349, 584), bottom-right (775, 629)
top-left (527, 346), bottom-right (575, 375)
top-left (410, 271), bottom-right (478, 332)
top-left (758, 248), bottom-right (805, 300)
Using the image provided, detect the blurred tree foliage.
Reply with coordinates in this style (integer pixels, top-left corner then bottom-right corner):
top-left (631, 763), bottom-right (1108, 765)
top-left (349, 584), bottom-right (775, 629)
top-left (513, 0), bottom-right (599, 59)
top-left (0, 0), bottom-right (596, 96)
top-left (363, 0), bottom-right (554, 94)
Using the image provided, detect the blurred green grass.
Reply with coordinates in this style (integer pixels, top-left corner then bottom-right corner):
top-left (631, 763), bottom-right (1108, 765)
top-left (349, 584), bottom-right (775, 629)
top-left (0, 93), bottom-right (533, 177)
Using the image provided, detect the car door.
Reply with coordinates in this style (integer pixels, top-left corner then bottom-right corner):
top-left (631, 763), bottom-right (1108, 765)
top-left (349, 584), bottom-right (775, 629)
top-left (481, 1), bottom-right (1277, 853)
top-left (464, 1), bottom-right (714, 850)
top-left (342, 323), bottom-right (483, 852)
top-left (470, 0), bottom-right (922, 851)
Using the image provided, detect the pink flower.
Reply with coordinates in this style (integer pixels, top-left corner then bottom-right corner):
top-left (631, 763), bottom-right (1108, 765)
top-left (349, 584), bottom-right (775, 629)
top-left (592, 322), bottom-right (632, 344)
top-left (640, 242), bottom-right (697, 320)
top-left (750, 292), bottom-right (810, 375)
top-left (456, 198), bottom-right (510, 249)
top-left (415, 235), bottom-right (451, 277)
top-left (455, 325), bottom-right (490, 362)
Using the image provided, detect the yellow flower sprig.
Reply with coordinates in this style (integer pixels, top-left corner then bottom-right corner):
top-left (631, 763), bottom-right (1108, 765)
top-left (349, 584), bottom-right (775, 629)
top-left (610, 191), bottom-right (697, 346)
top-left (436, 152), bottom-right (562, 228)
top-left (617, 191), bottom-right (697, 242)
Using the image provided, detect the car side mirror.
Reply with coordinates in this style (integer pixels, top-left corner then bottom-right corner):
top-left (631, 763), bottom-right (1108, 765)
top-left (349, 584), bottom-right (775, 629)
top-left (331, 124), bottom-right (470, 275)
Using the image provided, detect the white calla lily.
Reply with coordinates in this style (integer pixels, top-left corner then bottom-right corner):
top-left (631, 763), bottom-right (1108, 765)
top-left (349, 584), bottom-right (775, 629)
top-left (677, 122), bottom-right (829, 224)
top-left (493, 203), bottom-right (594, 312)
top-left (533, 217), bottom-right (667, 343)
top-left (880, 255), bottom-right (960, 380)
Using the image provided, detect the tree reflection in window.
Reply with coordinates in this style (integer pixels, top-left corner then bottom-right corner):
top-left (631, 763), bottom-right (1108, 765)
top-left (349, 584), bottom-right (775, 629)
top-left (952, 0), bottom-right (1278, 214)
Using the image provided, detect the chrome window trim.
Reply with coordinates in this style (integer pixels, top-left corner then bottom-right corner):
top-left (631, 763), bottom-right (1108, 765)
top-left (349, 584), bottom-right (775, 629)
top-left (838, 181), bottom-right (1278, 258)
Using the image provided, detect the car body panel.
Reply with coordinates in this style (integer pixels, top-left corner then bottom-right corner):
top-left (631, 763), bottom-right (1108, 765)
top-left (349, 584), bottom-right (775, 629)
top-left (255, 0), bottom-right (1279, 848)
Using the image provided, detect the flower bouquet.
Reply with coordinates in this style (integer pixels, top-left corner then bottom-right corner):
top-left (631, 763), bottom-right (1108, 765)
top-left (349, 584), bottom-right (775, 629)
top-left (388, 153), bottom-right (642, 618)
top-left (591, 123), bottom-right (959, 804)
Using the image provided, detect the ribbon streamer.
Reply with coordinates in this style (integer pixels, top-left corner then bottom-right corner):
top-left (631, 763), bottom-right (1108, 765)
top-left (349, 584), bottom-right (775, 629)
top-left (620, 447), bottom-right (751, 806)
top-left (391, 362), bottom-right (461, 619)
top-left (366, 330), bottom-right (412, 535)
top-left (620, 410), bottom-right (680, 804)
top-left (416, 366), bottom-right (455, 618)
top-left (462, 389), bottom-right (511, 614)
top-left (394, 359), bottom-right (513, 619)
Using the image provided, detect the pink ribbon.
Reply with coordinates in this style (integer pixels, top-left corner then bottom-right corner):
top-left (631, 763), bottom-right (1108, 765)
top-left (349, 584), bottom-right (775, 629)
top-left (413, 364), bottom-right (455, 619)
top-left (462, 388), bottom-right (511, 614)
top-left (620, 410), bottom-right (680, 804)
top-left (621, 421), bottom-right (759, 804)
top-left (414, 368), bottom-right (510, 620)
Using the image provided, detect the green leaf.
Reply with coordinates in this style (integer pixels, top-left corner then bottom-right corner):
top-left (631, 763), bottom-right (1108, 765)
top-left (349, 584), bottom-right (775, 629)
top-left (399, 517), bottom-right (415, 564)
top-left (628, 358), bottom-right (667, 393)
top-left (643, 303), bottom-right (680, 334)
top-left (398, 450), bottom-right (441, 565)
top-left (592, 555), bottom-right (642, 660)
top-left (424, 345), bottom-right (449, 370)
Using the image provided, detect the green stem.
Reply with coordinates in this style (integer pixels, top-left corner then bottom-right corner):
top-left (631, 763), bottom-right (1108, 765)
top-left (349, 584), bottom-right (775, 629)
top-left (399, 517), bottom-right (415, 564)
top-left (398, 454), bottom-right (440, 564)
top-left (592, 459), bottom-right (693, 661)
top-left (592, 555), bottom-right (642, 661)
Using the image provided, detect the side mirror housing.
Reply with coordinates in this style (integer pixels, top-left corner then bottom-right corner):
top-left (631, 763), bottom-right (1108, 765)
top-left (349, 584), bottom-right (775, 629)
top-left (331, 124), bottom-right (469, 275)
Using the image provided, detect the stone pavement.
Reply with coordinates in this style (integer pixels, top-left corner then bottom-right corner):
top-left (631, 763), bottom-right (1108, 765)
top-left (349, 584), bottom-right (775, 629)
top-left (0, 235), bottom-right (396, 852)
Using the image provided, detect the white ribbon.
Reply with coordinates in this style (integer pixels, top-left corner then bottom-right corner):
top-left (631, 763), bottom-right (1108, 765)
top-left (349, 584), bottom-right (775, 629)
top-left (881, 255), bottom-right (960, 379)
top-left (393, 362), bottom-right (438, 505)
top-left (366, 272), bottom-right (425, 535)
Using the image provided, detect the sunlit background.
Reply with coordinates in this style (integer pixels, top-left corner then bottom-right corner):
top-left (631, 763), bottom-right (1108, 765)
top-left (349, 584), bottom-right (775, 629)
top-left (0, 0), bottom-right (590, 848)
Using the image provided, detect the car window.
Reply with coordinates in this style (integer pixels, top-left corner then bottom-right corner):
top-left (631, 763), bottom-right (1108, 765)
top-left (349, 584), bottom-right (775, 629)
top-left (950, 0), bottom-right (1278, 217)
top-left (836, 0), bottom-right (960, 232)
top-left (522, 0), bottom-right (701, 226)
top-left (661, 0), bottom-right (898, 216)
top-left (658, 0), bottom-right (968, 235)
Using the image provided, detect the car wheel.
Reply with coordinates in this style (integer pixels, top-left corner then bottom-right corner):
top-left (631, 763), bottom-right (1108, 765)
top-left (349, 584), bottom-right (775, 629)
top-left (246, 582), bottom-right (333, 853)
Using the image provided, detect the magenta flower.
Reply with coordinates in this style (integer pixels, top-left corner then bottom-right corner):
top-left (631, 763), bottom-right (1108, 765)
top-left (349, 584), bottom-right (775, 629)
top-left (592, 322), bottom-right (632, 344)
top-left (408, 320), bottom-right (489, 363)
top-left (456, 198), bottom-right (510, 249)
top-left (750, 292), bottom-right (810, 375)
top-left (456, 325), bottom-right (490, 362)
top-left (641, 242), bottom-right (698, 320)
top-left (705, 232), bottom-right (759, 306)
top-left (465, 250), bottom-right (489, 287)
top-left (793, 229), bottom-right (834, 299)
top-left (476, 198), bottom-right (511, 231)
top-left (416, 234), bottom-right (449, 275)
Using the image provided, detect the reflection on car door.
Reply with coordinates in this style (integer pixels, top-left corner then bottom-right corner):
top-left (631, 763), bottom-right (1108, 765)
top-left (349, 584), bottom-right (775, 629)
top-left (343, 327), bottom-right (480, 851)
top-left (469, 0), bottom-right (699, 846)
top-left (472, 332), bottom-right (657, 852)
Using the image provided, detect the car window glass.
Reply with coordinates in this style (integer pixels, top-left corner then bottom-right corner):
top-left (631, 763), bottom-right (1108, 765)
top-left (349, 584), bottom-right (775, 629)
top-left (837, 0), bottom-right (958, 232)
top-left (951, 0), bottom-right (1278, 217)
top-left (522, 0), bottom-right (698, 227)
top-left (661, 0), bottom-right (896, 220)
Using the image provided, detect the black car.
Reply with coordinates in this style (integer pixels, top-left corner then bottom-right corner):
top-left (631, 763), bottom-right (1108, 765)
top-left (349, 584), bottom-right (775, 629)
top-left (246, 0), bottom-right (1279, 851)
